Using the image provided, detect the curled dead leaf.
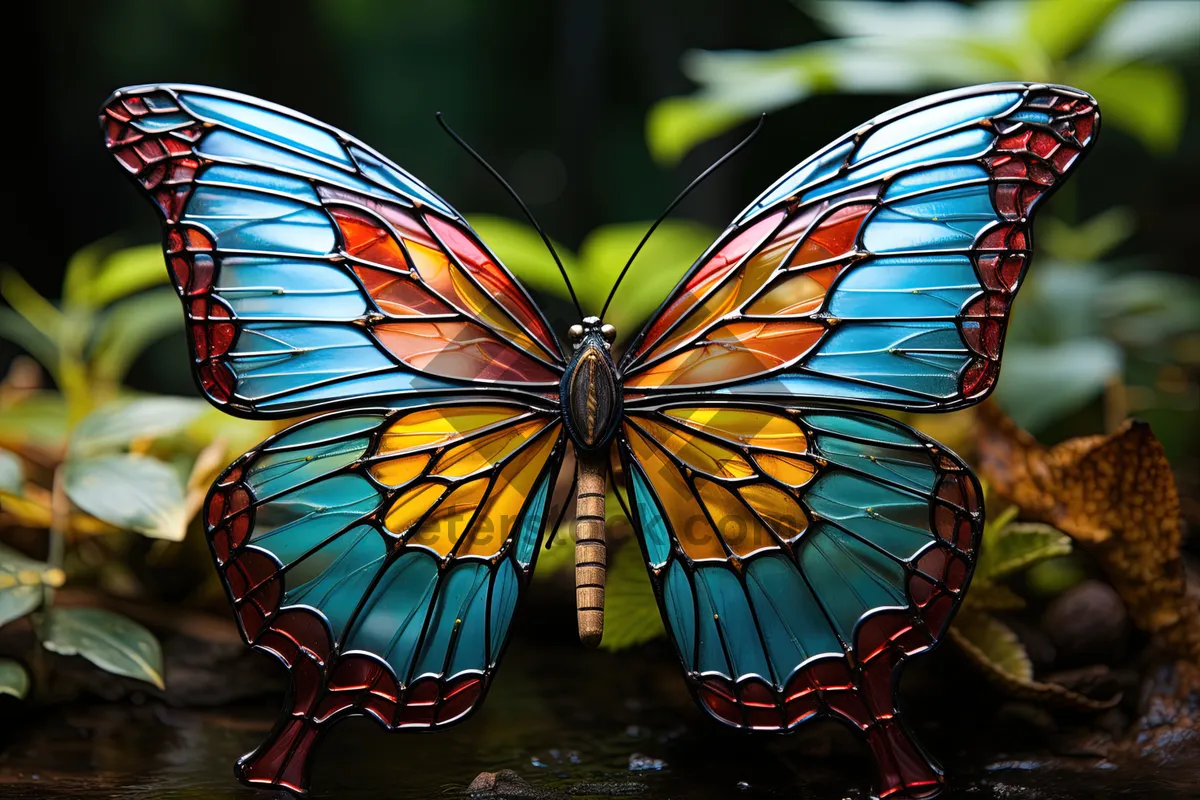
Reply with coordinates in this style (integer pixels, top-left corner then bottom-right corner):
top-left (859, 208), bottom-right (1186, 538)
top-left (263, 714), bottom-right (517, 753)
top-left (976, 402), bottom-right (1200, 661)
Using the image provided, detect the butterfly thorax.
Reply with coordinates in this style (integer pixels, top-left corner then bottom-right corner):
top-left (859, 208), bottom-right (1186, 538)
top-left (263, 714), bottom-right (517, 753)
top-left (561, 316), bottom-right (621, 452)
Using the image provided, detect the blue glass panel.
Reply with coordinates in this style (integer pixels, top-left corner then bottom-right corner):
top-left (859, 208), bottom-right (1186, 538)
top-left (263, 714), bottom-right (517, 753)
top-left (808, 129), bottom-right (994, 201)
top-left (198, 131), bottom-right (385, 199)
top-left (142, 94), bottom-right (179, 112)
top-left (247, 433), bottom-right (374, 498)
top-left (804, 412), bottom-right (929, 448)
top-left (217, 257), bottom-right (367, 320)
top-left (865, 184), bottom-right (997, 254)
top-left (229, 324), bottom-right (397, 399)
top-left (134, 111), bottom-right (194, 133)
top-left (344, 551), bottom-right (439, 679)
top-left (805, 322), bottom-right (968, 399)
top-left (738, 141), bottom-right (854, 222)
top-left (805, 473), bottom-right (934, 557)
top-left (186, 186), bottom-right (334, 255)
top-left (514, 475), bottom-right (551, 567)
top-left (489, 560), bottom-right (520, 661)
top-left (829, 255), bottom-right (979, 319)
top-left (883, 163), bottom-right (989, 200)
top-left (266, 413), bottom-right (385, 449)
top-left (662, 561), bottom-right (696, 669)
top-left (349, 145), bottom-right (453, 215)
top-left (715, 373), bottom-right (919, 404)
top-left (695, 566), bottom-right (771, 681)
top-left (855, 92), bottom-right (1020, 162)
top-left (198, 165), bottom-right (320, 204)
top-left (414, 562), bottom-right (491, 677)
top-left (1004, 109), bottom-right (1052, 124)
top-left (283, 525), bottom-right (386, 640)
top-left (180, 93), bottom-right (352, 167)
top-left (797, 523), bottom-right (909, 641)
top-left (631, 468), bottom-right (671, 567)
top-left (745, 555), bottom-right (841, 675)
top-left (250, 474), bottom-right (382, 550)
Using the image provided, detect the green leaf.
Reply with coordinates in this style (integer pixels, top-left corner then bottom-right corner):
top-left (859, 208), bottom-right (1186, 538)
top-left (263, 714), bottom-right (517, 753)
top-left (577, 220), bottom-right (717, 334)
top-left (647, 94), bottom-right (754, 166)
top-left (89, 288), bottom-right (184, 384)
top-left (87, 245), bottom-right (170, 308)
top-left (0, 658), bottom-right (30, 699)
top-left (599, 542), bottom-right (665, 651)
top-left (1085, 0), bottom-right (1200, 61)
top-left (1040, 207), bottom-right (1137, 263)
top-left (0, 448), bottom-right (22, 494)
top-left (1025, 0), bottom-right (1126, 59)
top-left (62, 240), bottom-right (107, 311)
top-left (0, 392), bottom-right (70, 454)
top-left (963, 582), bottom-right (1027, 613)
top-left (1025, 555), bottom-right (1088, 597)
top-left (0, 543), bottom-right (55, 629)
top-left (1068, 59), bottom-right (1186, 153)
top-left (0, 307), bottom-right (58, 371)
top-left (69, 397), bottom-right (209, 458)
top-left (64, 453), bottom-right (189, 541)
top-left (534, 530), bottom-right (577, 578)
top-left (0, 269), bottom-right (62, 345)
top-left (952, 611), bottom-right (1033, 682)
top-left (977, 522), bottom-right (1073, 583)
top-left (41, 607), bottom-right (165, 690)
top-left (465, 214), bottom-right (579, 301)
top-left (993, 339), bottom-right (1123, 431)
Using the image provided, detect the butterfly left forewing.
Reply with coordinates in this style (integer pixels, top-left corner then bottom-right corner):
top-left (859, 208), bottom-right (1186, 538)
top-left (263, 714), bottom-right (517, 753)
top-left (208, 399), bottom-right (565, 793)
top-left (615, 401), bottom-right (980, 799)
top-left (101, 84), bottom-right (563, 418)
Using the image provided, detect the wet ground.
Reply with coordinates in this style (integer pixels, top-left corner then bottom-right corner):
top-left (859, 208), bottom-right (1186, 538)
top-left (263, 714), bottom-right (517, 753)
top-left (2, 630), bottom-right (1197, 800)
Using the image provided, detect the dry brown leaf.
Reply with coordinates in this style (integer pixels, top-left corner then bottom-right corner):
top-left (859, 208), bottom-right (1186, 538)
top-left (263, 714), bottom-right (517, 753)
top-left (977, 402), bottom-right (1200, 661)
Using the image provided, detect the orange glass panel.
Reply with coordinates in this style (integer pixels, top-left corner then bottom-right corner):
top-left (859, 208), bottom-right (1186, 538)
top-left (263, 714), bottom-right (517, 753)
top-left (353, 265), bottom-right (452, 316)
top-left (624, 425), bottom-right (726, 561)
top-left (377, 406), bottom-right (528, 454)
top-left (329, 207), bottom-right (409, 270)
top-left (754, 453), bottom-right (818, 487)
top-left (456, 426), bottom-right (560, 557)
top-left (369, 454), bottom-right (430, 488)
top-left (404, 236), bottom-right (551, 363)
top-left (373, 320), bottom-right (559, 383)
top-left (627, 415), bottom-right (754, 480)
top-left (432, 419), bottom-right (549, 478)
top-left (634, 211), bottom-right (785, 359)
top-left (664, 407), bottom-right (809, 452)
top-left (408, 478), bottom-right (489, 555)
top-left (746, 263), bottom-right (845, 317)
top-left (788, 203), bottom-right (872, 268)
top-left (384, 482), bottom-right (447, 537)
top-left (739, 483), bottom-right (808, 543)
top-left (647, 222), bottom-right (809, 361)
top-left (695, 478), bottom-right (779, 557)
top-left (625, 321), bottom-right (823, 388)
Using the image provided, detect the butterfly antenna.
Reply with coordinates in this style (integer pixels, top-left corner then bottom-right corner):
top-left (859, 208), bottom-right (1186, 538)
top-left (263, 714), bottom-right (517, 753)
top-left (436, 112), bottom-right (584, 318)
top-left (599, 114), bottom-right (766, 320)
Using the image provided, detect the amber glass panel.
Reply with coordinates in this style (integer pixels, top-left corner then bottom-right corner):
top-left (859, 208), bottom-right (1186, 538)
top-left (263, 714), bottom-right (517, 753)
top-left (384, 482), bottom-right (447, 537)
top-left (408, 478), bottom-right (489, 555)
top-left (625, 321), bottom-right (823, 388)
top-left (628, 416), bottom-right (754, 480)
top-left (625, 425), bottom-right (726, 561)
top-left (456, 426), bottom-right (560, 557)
top-left (664, 407), bottom-right (809, 452)
top-left (373, 321), bottom-right (559, 383)
top-left (377, 406), bottom-right (528, 454)
top-left (369, 454), bottom-right (430, 488)
top-left (739, 483), bottom-right (808, 543)
top-left (432, 419), bottom-right (549, 478)
top-left (695, 478), bottom-right (779, 557)
top-left (753, 453), bottom-right (818, 487)
top-left (746, 263), bottom-right (845, 317)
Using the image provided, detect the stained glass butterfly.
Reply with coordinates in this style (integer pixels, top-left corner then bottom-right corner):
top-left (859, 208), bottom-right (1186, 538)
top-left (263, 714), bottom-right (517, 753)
top-left (101, 82), bottom-right (1098, 799)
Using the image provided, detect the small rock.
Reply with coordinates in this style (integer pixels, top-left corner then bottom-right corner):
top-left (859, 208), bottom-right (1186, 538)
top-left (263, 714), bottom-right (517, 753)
top-left (467, 770), bottom-right (551, 798)
top-left (628, 753), bottom-right (667, 771)
top-left (1041, 579), bottom-right (1128, 667)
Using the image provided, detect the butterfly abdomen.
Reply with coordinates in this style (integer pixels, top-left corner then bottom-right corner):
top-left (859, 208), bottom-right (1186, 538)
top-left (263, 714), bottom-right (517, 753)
top-left (561, 317), bottom-right (620, 647)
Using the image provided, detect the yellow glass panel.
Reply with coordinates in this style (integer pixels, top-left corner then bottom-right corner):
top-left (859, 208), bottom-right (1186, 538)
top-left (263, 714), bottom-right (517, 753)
top-left (625, 321), bottom-right (822, 388)
top-left (747, 273), bottom-right (825, 316)
top-left (432, 419), bottom-right (548, 478)
top-left (384, 482), bottom-right (447, 537)
top-left (408, 478), bottom-right (489, 556)
top-left (664, 407), bottom-right (809, 453)
top-left (456, 426), bottom-right (560, 557)
top-left (628, 416), bottom-right (754, 480)
top-left (369, 454), bottom-right (430, 488)
top-left (695, 478), bottom-right (778, 557)
top-left (754, 453), bottom-right (818, 487)
top-left (625, 425), bottom-right (725, 561)
top-left (739, 484), bottom-right (808, 543)
top-left (377, 405), bottom-right (528, 454)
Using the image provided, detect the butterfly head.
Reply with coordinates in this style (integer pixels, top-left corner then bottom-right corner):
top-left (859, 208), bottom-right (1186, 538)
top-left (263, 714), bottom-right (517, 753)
top-left (568, 316), bottom-right (617, 351)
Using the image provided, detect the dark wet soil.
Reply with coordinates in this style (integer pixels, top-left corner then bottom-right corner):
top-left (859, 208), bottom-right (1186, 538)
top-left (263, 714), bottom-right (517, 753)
top-left (1, 629), bottom-right (1198, 800)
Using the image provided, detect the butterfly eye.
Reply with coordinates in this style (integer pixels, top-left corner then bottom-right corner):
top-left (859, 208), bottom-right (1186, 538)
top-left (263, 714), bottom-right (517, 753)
top-left (568, 324), bottom-right (584, 344)
top-left (600, 323), bottom-right (616, 343)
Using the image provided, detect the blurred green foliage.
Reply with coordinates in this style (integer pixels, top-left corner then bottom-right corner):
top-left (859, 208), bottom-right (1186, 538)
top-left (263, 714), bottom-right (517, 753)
top-left (648, 0), bottom-right (1199, 163)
